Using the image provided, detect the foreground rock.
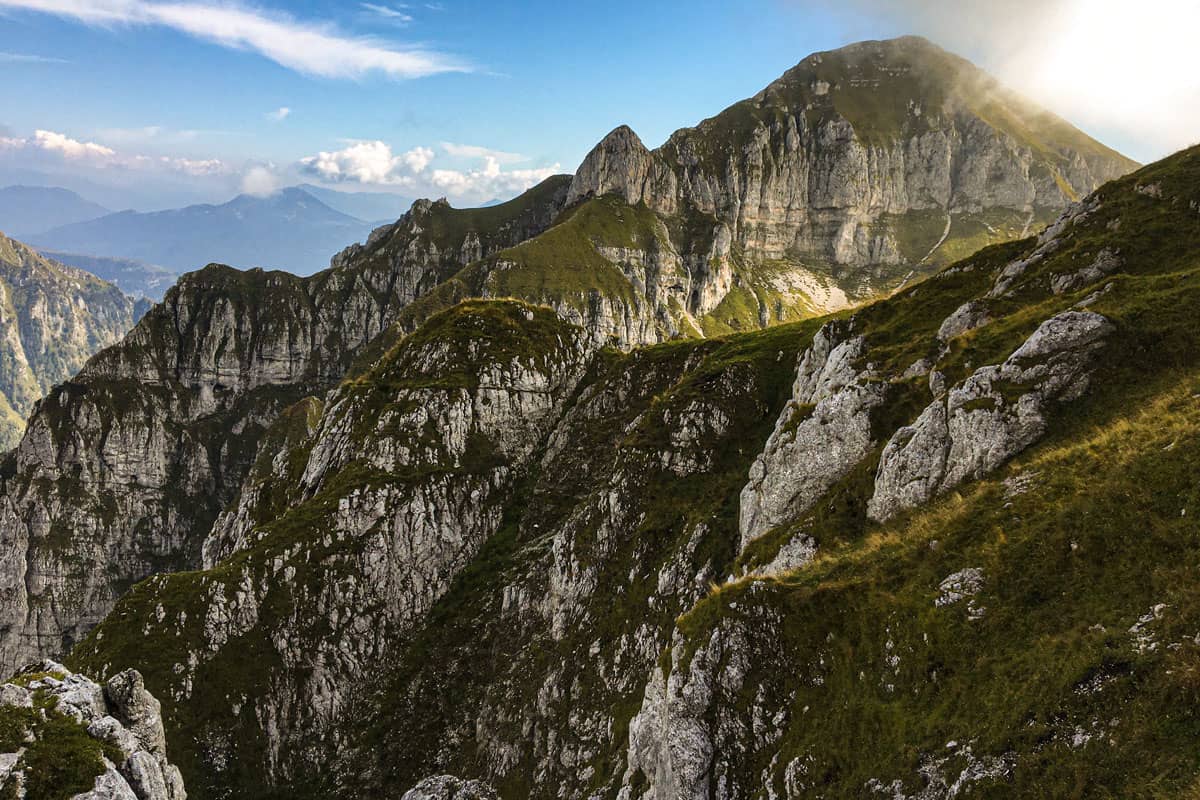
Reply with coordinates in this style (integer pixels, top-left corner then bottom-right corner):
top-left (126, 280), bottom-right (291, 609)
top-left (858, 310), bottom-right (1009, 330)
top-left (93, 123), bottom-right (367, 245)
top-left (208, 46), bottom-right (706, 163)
top-left (0, 661), bottom-right (184, 799)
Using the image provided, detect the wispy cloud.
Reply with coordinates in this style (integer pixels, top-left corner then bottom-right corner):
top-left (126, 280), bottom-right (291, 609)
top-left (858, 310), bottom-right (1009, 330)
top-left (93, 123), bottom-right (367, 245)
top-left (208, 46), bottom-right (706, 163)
top-left (361, 3), bottom-right (413, 23)
top-left (0, 50), bottom-right (68, 63)
top-left (0, 0), bottom-right (468, 79)
top-left (267, 107), bottom-right (292, 122)
top-left (298, 138), bottom-right (558, 203)
top-left (0, 128), bottom-right (231, 176)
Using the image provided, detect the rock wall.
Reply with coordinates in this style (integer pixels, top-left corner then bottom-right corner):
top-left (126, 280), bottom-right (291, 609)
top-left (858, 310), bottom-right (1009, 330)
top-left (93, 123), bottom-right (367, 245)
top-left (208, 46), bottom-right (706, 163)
top-left (0, 233), bottom-right (139, 450)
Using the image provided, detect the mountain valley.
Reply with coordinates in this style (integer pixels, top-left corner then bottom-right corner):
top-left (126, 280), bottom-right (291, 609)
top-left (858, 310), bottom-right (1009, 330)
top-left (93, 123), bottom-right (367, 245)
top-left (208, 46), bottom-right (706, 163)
top-left (1, 34), bottom-right (1196, 800)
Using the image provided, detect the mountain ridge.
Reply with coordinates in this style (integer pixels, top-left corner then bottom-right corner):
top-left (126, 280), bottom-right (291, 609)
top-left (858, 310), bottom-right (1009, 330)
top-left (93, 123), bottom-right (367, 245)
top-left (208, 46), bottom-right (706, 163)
top-left (0, 232), bottom-right (140, 449)
top-left (0, 36), bottom-right (1174, 800)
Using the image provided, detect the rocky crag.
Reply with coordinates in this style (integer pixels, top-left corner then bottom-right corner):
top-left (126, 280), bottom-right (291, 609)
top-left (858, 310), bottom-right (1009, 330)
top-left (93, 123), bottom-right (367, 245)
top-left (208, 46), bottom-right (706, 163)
top-left (0, 179), bottom-right (570, 675)
top-left (62, 143), bottom-right (1200, 800)
top-left (0, 38), bottom-right (1138, 682)
top-left (0, 233), bottom-right (143, 450)
top-left (364, 36), bottom-right (1137, 348)
top-left (0, 661), bottom-right (184, 800)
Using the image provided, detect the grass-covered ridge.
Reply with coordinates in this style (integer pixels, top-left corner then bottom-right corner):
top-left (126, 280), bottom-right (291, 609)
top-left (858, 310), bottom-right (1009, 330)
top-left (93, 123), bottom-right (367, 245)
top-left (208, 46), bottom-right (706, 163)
top-left (61, 139), bottom-right (1200, 800)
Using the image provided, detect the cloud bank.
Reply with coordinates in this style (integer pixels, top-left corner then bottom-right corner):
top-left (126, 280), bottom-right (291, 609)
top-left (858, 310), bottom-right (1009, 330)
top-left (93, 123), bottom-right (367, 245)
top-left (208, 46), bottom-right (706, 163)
top-left (811, 0), bottom-right (1200, 160)
top-left (0, 0), bottom-right (467, 79)
top-left (0, 128), bottom-right (229, 177)
top-left (299, 140), bottom-right (561, 203)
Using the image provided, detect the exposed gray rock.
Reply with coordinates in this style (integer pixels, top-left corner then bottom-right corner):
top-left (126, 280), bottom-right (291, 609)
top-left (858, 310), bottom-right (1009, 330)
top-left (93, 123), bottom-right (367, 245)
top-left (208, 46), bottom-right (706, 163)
top-left (868, 311), bottom-right (1115, 521)
top-left (739, 320), bottom-right (886, 548)
top-left (937, 300), bottom-right (991, 341)
top-left (1050, 248), bottom-right (1122, 295)
top-left (0, 661), bottom-right (184, 800)
top-left (401, 776), bottom-right (499, 800)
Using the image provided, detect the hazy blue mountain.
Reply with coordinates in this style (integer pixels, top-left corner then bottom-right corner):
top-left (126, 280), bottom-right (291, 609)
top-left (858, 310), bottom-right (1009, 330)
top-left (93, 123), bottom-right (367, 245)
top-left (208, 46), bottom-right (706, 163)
top-left (0, 185), bottom-right (110, 239)
top-left (296, 184), bottom-right (414, 224)
top-left (30, 187), bottom-right (376, 274)
top-left (40, 250), bottom-right (179, 301)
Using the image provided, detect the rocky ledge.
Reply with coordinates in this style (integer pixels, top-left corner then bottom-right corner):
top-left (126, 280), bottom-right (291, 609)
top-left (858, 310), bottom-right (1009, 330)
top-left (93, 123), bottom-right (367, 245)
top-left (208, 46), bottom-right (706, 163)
top-left (0, 661), bottom-right (184, 800)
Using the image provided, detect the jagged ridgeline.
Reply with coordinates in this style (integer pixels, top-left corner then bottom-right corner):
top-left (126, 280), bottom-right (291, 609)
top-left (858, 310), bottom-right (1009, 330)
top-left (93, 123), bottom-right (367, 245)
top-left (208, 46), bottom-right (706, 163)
top-left (0, 34), bottom-right (1172, 800)
top-left (57, 140), bottom-right (1200, 800)
top-left (0, 234), bottom-right (142, 450)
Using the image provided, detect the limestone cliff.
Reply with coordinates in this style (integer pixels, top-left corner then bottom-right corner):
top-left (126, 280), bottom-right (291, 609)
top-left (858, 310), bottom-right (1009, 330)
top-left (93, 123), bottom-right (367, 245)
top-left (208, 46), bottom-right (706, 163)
top-left (0, 179), bottom-right (570, 675)
top-left (68, 145), bottom-right (1200, 798)
top-left (563, 36), bottom-right (1136, 333)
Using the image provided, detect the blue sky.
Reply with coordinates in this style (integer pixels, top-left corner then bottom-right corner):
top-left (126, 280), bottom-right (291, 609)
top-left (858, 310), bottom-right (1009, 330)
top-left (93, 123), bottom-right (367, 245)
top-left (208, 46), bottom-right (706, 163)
top-left (0, 0), bottom-right (1195, 210)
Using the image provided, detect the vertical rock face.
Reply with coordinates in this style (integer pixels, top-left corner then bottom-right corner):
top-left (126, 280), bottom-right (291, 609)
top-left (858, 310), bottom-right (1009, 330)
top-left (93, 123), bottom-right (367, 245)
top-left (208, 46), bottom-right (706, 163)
top-left (0, 233), bottom-right (139, 450)
top-left (0, 180), bottom-right (572, 676)
top-left (566, 37), bottom-right (1136, 323)
top-left (738, 319), bottom-right (886, 549)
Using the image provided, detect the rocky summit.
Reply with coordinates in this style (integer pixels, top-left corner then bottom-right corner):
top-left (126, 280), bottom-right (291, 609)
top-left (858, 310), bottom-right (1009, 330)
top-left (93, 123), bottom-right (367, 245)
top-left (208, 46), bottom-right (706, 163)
top-left (1, 33), bottom-right (1197, 800)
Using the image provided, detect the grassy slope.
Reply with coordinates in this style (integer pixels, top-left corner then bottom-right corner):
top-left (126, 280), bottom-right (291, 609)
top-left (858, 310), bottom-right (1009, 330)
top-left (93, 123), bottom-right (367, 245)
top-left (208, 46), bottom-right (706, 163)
top-left (668, 147), bottom-right (1200, 796)
top-left (65, 140), bottom-right (1200, 799)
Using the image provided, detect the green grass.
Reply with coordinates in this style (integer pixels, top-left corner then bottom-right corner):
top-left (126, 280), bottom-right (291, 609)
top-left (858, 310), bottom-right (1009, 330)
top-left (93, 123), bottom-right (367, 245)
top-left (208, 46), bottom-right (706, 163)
top-left (59, 144), bottom-right (1200, 799)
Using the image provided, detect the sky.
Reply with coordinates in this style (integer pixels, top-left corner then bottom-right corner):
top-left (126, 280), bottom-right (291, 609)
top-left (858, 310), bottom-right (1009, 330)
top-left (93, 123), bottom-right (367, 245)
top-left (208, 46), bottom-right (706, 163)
top-left (0, 0), bottom-right (1196, 211)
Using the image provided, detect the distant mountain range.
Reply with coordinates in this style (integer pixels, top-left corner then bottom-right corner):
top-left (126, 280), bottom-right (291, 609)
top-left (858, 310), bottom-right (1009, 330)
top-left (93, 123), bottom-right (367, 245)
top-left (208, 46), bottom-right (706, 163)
top-left (0, 185), bottom-right (111, 239)
top-left (28, 187), bottom-right (379, 275)
top-left (296, 184), bottom-right (413, 224)
top-left (39, 250), bottom-right (179, 301)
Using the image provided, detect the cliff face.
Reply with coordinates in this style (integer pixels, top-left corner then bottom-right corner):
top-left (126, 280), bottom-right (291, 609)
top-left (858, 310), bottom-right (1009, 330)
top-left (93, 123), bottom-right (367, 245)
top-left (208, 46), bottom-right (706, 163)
top-left (0, 180), bottom-right (570, 675)
top-left (562, 37), bottom-right (1136, 332)
top-left (68, 145), bottom-right (1200, 799)
top-left (0, 233), bottom-right (140, 450)
top-left (0, 36), bottom-right (1166, 800)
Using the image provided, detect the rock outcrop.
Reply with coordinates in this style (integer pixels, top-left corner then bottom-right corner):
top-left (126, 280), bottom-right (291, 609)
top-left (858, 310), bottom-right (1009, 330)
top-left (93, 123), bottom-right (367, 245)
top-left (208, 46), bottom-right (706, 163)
top-left (401, 776), bottom-right (499, 800)
top-left (739, 319), bottom-right (886, 549)
top-left (0, 661), bottom-right (184, 800)
top-left (867, 310), bottom-right (1115, 521)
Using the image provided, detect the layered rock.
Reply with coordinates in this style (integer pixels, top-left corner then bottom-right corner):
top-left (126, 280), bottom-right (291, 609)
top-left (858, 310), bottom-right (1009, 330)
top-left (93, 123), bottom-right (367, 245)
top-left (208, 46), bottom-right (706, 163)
top-left (867, 311), bottom-right (1115, 522)
top-left (565, 36), bottom-right (1136, 328)
top-left (0, 232), bottom-right (141, 450)
top-left (0, 180), bottom-right (571, 676)
top-left (739, 319), bottom-right (886, 550)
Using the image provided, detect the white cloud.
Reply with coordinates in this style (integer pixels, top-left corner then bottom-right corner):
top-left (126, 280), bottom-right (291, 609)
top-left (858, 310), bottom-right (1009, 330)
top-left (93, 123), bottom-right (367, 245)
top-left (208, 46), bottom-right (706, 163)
top-left (0, 51), bottom-right (68, 63)
top-left (240, 165), bottom-right (280, 196)
top-left (361, 3), bottom-right (413, 23)
top-left (32, 129), bottom-right (116, 161)
top-left (163, 156), bottom-right (227, 176)
top-left (431, 158), bottom-right (560, 200)
top-left (440, 142), bottom-right (526, 164)
top-left (810, 0), bottom-right (1200, 160)
top-left (299, 140), bottom-right (433, 185)
top-left (267, 107), bottom-right (292, 122)
top-left (0, 128), bottom-right (231, 176)
top-left (298, 139), bottom-right (559, 202)
top-left (0, 0), bottom-right (468, 79)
